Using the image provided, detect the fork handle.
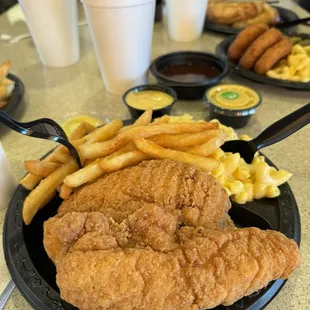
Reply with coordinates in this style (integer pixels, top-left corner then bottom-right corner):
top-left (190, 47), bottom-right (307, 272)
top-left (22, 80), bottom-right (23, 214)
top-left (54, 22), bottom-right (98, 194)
top-left (252, 103), bottom-right (310, 150)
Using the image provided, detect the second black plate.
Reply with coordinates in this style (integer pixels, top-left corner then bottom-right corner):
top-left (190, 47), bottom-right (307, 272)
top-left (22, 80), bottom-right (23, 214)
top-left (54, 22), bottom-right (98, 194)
top-left (204, 6), bottom-right (299, 35)
top-left (216, 35), bottom-right (310, 90)
top-left (2, 73), bottom-right (25, 115)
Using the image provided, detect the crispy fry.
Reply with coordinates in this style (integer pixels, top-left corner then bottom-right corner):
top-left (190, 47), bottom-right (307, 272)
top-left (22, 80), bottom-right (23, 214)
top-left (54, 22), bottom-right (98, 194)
top-left (0, 60), bottom-right (10, 83)
top-left (79, 122), bottom-right (217, 160)
top-left (0, 101), bottom-right (8, 109)
top-left (187, 137), bottom-right (226, 157)
top-left (100, 150), bottom-right (149, 173)
top-left (69, 122), bottom-right (97, 141)
top-left (0, 85), bottom-right (11, 100)
top-left (150, 130), bottom-right (224, 149)
top-left (1, 77), bottom-right (13, 87)
top-left (86, 119), bottom-right (123, 144)
top-left (64, 159), bottom-right (104, 188)
top-left (20, 173), bottom-right (42, 190)
top-left (119, 108), bottom-right (153, 133)
top-left (152, 115), bottom-right (170, 125)
top-left (134, 138), bottom-right (219, 172)
top-left (59, 183), bottom-right (73, 200)
top-left (50, 150), bottom-right (71, 164)
top-left (23, 159), bottom-right (78, 224)
top-left (24, 160), bottom-right (60, 177)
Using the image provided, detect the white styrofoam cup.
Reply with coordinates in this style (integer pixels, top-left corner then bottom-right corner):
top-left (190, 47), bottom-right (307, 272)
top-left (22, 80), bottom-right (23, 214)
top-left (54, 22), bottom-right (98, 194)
top-left (18, 0), bottom-right (80, 67)
top-left (81, 0), bottom-right (156, 94)
top-left (166, 0), bottom-right (209, 42)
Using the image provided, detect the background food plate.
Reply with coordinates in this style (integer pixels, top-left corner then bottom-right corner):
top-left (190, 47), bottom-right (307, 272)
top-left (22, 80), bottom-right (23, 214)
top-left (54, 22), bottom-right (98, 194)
top-left (3, 121), bottom-right (301, 310)
top-left (204, 6), bottom-right (299, 35)
top-left (2, 73), bottom-right (25, 115)
top-left (216, 35), bottom-right (310, 90)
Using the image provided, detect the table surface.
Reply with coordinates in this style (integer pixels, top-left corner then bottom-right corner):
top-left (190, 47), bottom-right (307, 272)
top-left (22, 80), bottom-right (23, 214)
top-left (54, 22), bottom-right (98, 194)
top-left (0, 1), bottom-right (310, 309)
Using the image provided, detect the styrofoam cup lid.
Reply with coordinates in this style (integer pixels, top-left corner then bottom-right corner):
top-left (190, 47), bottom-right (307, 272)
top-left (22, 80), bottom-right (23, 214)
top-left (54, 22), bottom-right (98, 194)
top-left (81, 0), bottom-right (154, 8)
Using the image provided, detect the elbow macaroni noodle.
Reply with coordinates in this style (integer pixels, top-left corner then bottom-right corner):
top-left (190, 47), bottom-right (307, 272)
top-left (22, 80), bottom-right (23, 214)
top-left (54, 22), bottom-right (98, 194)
top-left (267, 44), bottom-right (310, 83)
top-left (169, 115), bottom-right (292, 204)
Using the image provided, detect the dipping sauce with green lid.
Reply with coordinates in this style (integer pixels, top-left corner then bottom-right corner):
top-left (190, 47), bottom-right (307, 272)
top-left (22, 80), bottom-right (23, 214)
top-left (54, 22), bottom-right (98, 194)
top-left (205, 84), bottom-right (261, 128)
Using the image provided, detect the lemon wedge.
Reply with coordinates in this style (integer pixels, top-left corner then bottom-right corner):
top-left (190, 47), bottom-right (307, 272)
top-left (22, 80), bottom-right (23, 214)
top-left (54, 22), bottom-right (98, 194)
top-left (62, 115), bottom-right (104, 137)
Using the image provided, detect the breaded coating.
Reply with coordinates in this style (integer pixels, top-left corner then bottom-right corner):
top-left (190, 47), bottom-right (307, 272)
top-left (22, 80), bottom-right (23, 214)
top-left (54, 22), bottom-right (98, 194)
top-left (58, 160), bottom-right (232, 230)
top-left (44, 212), bottom-right (299, 310)
top-left (207, 2), bottom-right (263, 25)
top-left (228, 23), bottom-right (269, 62)
top-left (254, 39), bottom-right (293, 75)
top-left (239, 28), bottom-right (282, 69)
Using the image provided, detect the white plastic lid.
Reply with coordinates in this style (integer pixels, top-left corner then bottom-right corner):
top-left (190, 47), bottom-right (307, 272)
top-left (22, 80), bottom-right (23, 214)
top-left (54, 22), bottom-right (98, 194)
top-left (81, 0), bottom-right (154, 8)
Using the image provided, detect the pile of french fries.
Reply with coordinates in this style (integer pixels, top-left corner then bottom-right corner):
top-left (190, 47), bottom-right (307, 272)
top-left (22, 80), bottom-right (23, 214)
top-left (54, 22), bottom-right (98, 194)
top-left (0, 60), bottom-right (15, 109)
top-left (21, 108), bottom-right (227, 225)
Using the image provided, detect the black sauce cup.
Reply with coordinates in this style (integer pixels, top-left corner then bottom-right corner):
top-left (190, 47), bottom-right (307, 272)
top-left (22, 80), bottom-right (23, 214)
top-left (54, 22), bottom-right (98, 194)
top-left (123, 84), bottom-right (177, 119)
top-left (149, 51), bottom-right (229, 100)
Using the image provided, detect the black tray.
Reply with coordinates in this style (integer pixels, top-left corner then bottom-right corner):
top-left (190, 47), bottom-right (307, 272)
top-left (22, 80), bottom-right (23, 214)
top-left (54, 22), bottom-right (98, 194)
top-left (2, 73), bottom-right (25, 115)
top-left (216, 35), bottom-right (310, 90)
top-left (3, 152), bottom-right (301, 310)
top-left (204, 6), bottom-right (299, 35)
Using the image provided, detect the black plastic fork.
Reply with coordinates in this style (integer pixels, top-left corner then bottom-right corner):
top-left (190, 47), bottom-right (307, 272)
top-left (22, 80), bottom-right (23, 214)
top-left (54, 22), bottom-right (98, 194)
top-left (0, 110), bottom-right (82, 168)
top-left (221, 102), bottom-right (310, 163)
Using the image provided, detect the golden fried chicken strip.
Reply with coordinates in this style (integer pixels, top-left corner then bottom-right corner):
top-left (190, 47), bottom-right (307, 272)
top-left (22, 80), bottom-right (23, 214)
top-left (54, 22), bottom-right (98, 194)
top-left (207, 2), bottom-right (263, 25)
top-left (58, 160), bottom-right (231, 229)
top-left (49, 216), bottom-right (299, 310)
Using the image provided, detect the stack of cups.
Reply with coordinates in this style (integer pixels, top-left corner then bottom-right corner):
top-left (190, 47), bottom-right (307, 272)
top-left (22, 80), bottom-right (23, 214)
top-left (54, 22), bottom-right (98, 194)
top-left (81, 0), bottom-right (156, 94)
top-left (0, 142), bottom-right (16, 210)
top-left (18, 0), bottom-right (80, 67)
top-left (166, 0), bottom-right (209, 42)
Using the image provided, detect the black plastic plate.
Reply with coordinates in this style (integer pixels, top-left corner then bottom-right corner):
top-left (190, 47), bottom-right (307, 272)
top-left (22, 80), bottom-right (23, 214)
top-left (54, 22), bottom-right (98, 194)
top-left (3, 150), bottom-right (301, 310)
top-left (204, 6), bottom-right (299, 35)
top-left (216, 35), bottom-right (310, 90)
top-left (2, 73), bottom-right (25, 115)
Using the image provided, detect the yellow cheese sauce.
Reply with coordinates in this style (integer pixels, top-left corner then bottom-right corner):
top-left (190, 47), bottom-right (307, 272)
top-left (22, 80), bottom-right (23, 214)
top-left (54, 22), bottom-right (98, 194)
top-left (125, 90), bottom-right (174, 110)
top-left (206, 85), bottom-right (260, 110)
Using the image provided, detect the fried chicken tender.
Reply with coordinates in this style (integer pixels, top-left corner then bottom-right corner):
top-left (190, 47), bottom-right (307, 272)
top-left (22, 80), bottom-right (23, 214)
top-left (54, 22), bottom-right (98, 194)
top-left (58, 160), bottom-right (232, 230)
top-left (239, 28), bottom-right (283, 69)
top-left (44, 211), bottom-right (300, 310)
top-left (228, 23), bottom-right (269, 62)
top-left (207, 2), bottom-right (263, 25)
top-left (232, 3), bottom-right (280, 28)
top-left (254, 39), bottom-right (293, 75)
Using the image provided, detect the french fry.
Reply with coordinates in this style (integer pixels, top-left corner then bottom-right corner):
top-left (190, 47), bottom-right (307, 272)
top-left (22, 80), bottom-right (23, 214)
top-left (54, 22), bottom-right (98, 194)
top-left (24, 160), bottom-right (60, 177)
top-left (69, 122), bottom-right (97, 141)
top-left (1, 77), bottom-right (13, 87)
top-left (100, 150), bottom-right (149, 173)
top-left (0, 101), bottom-right (8, 109)
top-left (64, 159), bottom-right (104, 188)
top-left (152, 115), bottom-right (170, 125)
top-left (150, 130), bottom-right (225, 149)
top-left (119, 108), bottom-right (153, 133)
top-left (134, 138), bottom-right (219, 172)
top-left (59, 183), bottom-right (73, 200)
top-left (0, 85), bottom-right (11, 100)
top-left (0, 60), bottom-right (10, 83)
top-left (23, 159), bottom-right (78, 224)
top-left (86, 119), bottom-right (123, 144)
top-left (79, 122), bottom-right (218, 160)
top-left (20, 173), bottom-right (42, 190)
top-left (49, 149), bottom-right (71, 163)
top-left (187, 136), bottom-right (226, 157)
top-left (133, 107), bottom-right (153, 126)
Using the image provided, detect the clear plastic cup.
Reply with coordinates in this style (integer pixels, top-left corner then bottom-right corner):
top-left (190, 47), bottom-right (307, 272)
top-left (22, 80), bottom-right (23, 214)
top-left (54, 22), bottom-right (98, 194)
top-left (166, 0), bottom-right (209, 42)
top-left (0, 142), bottom-right (16, 210)
top-left (18, 0), bottom-right (80, 67)
top-left (81, 0), bottom-right (156, 94)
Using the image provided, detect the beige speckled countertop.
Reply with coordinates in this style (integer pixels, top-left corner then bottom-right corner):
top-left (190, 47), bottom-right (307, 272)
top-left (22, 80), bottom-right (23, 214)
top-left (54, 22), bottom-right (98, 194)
top-left (0, 1), bottom-right (310, 309)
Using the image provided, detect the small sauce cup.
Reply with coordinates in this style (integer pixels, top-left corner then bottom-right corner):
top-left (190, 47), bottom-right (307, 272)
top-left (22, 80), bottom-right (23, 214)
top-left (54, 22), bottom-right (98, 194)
top-left (204, 84), bottom-right (261, 128)
top-left (123, 84), bottom-right (177, 119)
